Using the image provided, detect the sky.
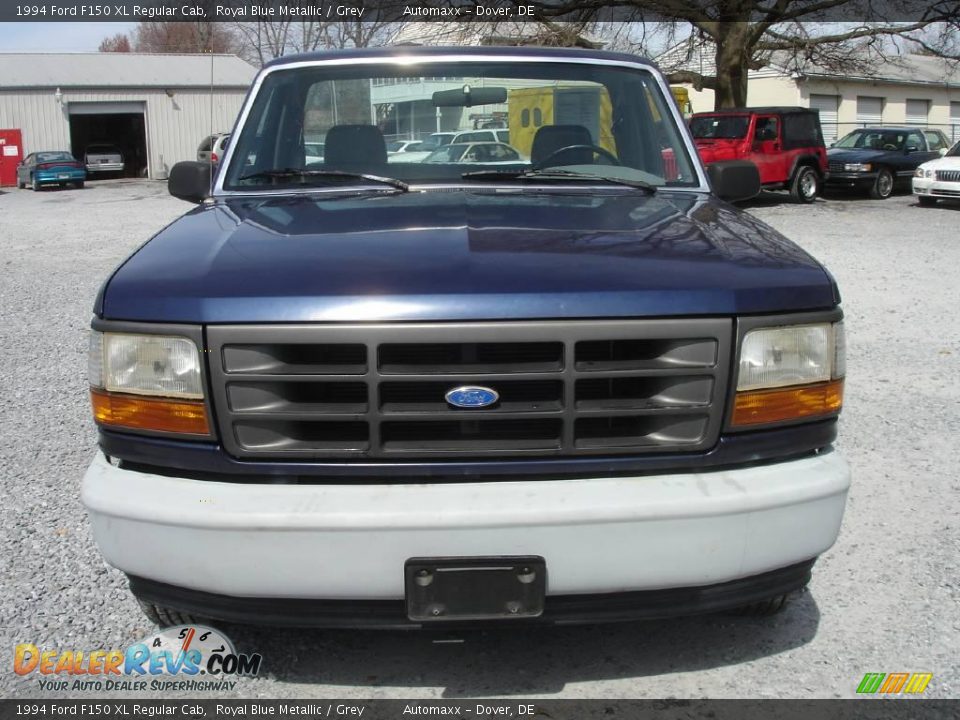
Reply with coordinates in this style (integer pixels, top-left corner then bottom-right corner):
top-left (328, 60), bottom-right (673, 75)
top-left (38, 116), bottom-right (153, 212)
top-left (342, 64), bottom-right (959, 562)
top-left (0, 23), bottom-right (136, 51)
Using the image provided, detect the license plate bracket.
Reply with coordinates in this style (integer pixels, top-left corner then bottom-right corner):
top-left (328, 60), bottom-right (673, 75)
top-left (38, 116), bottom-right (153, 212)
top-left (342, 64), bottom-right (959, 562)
top-left (405, 556), bottom-right (546, 622)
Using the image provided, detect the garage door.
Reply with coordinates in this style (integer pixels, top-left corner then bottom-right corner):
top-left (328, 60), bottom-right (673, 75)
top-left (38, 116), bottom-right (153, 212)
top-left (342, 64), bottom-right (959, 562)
top-left (952, 102), bottom-right (960, 142)
top-left (856, 96), bottom-right (884, 125)
top-left (905, 99), bottom-right (929, 127)
top-left (810, 94), bottom-right (840, 143)
top-left (68, 101), bottom-right (145, 116)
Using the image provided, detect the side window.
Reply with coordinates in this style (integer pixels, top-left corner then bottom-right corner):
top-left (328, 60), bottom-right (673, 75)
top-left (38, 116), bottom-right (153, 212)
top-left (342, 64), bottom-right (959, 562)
top-left (23, 154), bottom-right (32, 165)
top-left (754, 117), bottom-right (779, 142)
top-left (906, 131), bottom-right (925, 151)
top-left (521, 109), bottom-right (530, 128)
top-left (923, 131), bottom-right (944, 151)
top-left (533, 108), bottom-right (543, 127)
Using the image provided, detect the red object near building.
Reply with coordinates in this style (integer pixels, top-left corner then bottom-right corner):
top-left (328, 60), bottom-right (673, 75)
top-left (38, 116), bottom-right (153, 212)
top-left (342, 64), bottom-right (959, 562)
top-left (0, 129), bottom-right (24, 187)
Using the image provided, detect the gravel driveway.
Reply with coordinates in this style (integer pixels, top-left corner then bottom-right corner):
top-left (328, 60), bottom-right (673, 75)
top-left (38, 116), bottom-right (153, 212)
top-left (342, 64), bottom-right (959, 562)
top-left (1, 180), bottom-right (957, 700)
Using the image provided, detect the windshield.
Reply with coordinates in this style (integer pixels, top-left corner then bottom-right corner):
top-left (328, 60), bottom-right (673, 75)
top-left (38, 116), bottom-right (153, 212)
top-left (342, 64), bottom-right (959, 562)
top-left (223, 60), bottom-right (699, 191)
top-left (834, 129), bottom-right (913, 151)
top-left (690, 115), bottom-right (750, 140)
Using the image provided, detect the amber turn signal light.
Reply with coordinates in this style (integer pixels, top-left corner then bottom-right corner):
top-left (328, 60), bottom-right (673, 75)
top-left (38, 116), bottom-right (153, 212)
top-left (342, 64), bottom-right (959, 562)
top-left (731, 379), bottom-right (844, 427)
top-left (90, 389), bottom-right (210, 436)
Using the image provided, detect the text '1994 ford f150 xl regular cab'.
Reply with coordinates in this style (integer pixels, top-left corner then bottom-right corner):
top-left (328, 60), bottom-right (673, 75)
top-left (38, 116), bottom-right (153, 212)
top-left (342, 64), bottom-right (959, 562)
top-left (82, 46), bottom-right (849, 628)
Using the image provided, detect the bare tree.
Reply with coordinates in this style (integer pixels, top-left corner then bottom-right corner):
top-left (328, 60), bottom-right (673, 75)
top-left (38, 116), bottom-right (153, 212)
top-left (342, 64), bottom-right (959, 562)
top-left (232, 13), bottom-right (396, 66)
top-left (133, 22), bottom-right (239, 54)
top-left (529, 1), bottom-right (959, 108)
top-left (98, 33), bottom-right (131, 52)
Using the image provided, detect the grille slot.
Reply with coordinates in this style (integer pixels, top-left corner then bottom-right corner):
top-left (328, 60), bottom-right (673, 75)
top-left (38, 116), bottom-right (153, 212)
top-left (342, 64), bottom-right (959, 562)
top-left (382, 419), bottom-right (562, 453)
top-left (208, 320), bottom-right (731, 461)
top-left (576, 338), bottom-right (717, 371)
top-left (379, 342), bottom-right (563, 374)
top-left (223, 344), bottom-right (367, 375)
top-left (227, 381), bottom-right (368, 414)
top-left (576, 376), bottom-right (714, 411)
top-left (234, 420), bottom-right (369, 453)
top-left (575, 415), bottom-right (710, 450)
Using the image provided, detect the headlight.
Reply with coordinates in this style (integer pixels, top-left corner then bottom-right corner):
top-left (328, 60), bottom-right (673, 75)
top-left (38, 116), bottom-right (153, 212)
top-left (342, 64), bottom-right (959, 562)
top-left (88, 331), bottom-right (210, 436)
top-left (844, 163), bottom-right (872, 172)
top-left (732, 322), bottom-right (844, 427)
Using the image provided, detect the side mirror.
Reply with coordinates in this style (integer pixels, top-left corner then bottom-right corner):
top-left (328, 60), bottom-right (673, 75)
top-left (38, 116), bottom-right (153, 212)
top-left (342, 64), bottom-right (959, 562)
top-left (168, 161), bottom-right (212, 203)
top-left (708, 160), bottom-right (761, 202)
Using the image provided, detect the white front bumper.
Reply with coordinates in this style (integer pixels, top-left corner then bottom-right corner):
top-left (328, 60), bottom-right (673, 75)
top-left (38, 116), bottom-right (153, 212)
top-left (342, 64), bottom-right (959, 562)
top-left (913, 177), bottom-right (960, 196)
top-left (82, 451), bottom-right (849, 599)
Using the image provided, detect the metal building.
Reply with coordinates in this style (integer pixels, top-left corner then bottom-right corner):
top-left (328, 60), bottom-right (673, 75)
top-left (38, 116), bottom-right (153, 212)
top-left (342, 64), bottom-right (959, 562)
top-left (0, 53), bottom-right (256, 181)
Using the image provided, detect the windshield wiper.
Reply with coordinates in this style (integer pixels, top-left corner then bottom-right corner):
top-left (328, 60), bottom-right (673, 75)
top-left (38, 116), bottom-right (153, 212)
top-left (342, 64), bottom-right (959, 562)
top-left (462, 168), bottom-right (657, 193)
top-left (238, 168), bottom-right (409, 192)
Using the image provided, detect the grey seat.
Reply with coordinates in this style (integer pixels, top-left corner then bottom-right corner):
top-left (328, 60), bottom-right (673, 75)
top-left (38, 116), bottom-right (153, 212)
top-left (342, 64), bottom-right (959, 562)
top-left (324, 125), bottom-right (388, 167)
top-left (531, 125), bottom-right (594, 166)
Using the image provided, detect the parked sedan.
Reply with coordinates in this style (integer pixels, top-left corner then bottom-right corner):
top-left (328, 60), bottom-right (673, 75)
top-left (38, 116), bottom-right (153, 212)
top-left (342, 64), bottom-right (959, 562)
top-left (16, 151), bottom-right (86, 190)
top-left (84, 144), bottom-right (125, 177)
top-left (825, 127), bottom-right (949, 199)
top-left (422, 141), bottom-right (523, 165)
top-left (913, 140), bottom-right (960, 206)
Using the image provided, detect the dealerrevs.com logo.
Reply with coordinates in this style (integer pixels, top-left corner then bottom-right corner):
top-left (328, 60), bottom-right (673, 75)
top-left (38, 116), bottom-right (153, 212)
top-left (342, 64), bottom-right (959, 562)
top-left (14, 625), bottom-right (262, 691)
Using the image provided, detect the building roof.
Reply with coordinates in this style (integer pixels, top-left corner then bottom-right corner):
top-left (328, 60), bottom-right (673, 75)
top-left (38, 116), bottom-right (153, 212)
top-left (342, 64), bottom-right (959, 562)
top-left (0, 53), bottom-right (257, 90)
top-left (657, 37), bottom-right (960, 87)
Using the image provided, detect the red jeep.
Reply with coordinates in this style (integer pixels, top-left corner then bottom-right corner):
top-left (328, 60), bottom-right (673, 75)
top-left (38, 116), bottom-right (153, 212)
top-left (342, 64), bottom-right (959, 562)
top-left (690, 107), bottom-right (828, 203)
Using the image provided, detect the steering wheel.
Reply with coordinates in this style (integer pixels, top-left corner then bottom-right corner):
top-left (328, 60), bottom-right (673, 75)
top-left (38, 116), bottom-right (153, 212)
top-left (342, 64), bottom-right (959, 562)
top-left (533, 144), bottom-right (620, 170)
top-left (882, 143), bottom-right (898, 151)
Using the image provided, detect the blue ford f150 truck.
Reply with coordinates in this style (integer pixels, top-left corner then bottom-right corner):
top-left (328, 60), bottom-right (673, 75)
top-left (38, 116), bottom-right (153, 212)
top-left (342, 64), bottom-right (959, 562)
top-left (82, 46), bottom-right (849, 627)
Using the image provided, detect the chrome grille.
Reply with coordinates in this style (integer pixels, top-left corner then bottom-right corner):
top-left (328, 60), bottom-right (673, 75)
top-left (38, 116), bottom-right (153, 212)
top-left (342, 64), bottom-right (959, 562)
top-left (935, 170), bottom-right (960, 182)
top-left (207, 320), bottom-right (732, 460)
top-left (828, 162), bottom-right (846, 172)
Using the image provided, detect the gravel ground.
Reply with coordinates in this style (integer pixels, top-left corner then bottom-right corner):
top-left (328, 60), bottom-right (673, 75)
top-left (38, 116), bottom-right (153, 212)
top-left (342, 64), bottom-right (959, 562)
top-left (1, 180), bottom-right (957, 700)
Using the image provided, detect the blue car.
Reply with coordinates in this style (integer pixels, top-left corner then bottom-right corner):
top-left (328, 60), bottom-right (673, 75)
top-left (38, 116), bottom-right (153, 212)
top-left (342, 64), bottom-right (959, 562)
top-left (16, 150), bottom-right (86, 191)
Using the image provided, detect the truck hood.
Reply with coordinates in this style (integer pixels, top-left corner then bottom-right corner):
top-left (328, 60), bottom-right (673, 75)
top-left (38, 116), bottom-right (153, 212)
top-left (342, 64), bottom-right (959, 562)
top-left (826, 148), bottom-right (889, 164)
top-left (99, 190), bottom-right (838, 323)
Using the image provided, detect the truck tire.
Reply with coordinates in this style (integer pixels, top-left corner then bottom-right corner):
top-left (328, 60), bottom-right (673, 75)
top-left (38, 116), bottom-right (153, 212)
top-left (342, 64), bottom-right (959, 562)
top-left (137, 599), bottom-right (198, 628)
top-left (869, 168), bottom-right (894, 199)
top-left (728, 592), bottom-right (793, 617)
top-left (790, 165), bottom-right (819, 204)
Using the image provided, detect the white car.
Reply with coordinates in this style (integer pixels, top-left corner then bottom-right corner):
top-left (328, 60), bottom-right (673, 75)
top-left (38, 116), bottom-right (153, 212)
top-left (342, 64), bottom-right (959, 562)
top-left (387, 140), bottom-right (424, 154)
top-left (197, 133), bottom-right (230, 164)
top-left (84, 144), bottom-right (124, 176)
top-left (387, 140), bottom-right (432, 164)
top-left (452, 129), bottom-right (510, 145)
top-left (913, 141), bottom-right (960, 206)
top-left (423, 141), bottom-right (524, 165)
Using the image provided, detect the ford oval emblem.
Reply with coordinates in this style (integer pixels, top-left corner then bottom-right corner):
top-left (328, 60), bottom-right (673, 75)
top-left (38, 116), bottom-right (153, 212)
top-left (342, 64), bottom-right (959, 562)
top-left (445, 386), bottom-right (500, 409)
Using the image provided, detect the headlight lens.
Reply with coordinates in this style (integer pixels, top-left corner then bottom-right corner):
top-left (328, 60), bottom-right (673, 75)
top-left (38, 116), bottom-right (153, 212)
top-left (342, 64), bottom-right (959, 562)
top-left (737, 323), bottom-right (836, 391)
top-left (844, 163), bottom-right (872, 172)
top-left (89, 332), bottom-right (203, 399)
top-left (88, 330), bottom-right (210, 436)
top-left (732, 322), bottom-right (845, 427)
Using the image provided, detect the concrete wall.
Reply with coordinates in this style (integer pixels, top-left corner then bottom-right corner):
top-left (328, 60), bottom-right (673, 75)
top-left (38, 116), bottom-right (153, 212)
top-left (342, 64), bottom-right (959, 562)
top-left (0, 87), bottom-right (248, 179)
